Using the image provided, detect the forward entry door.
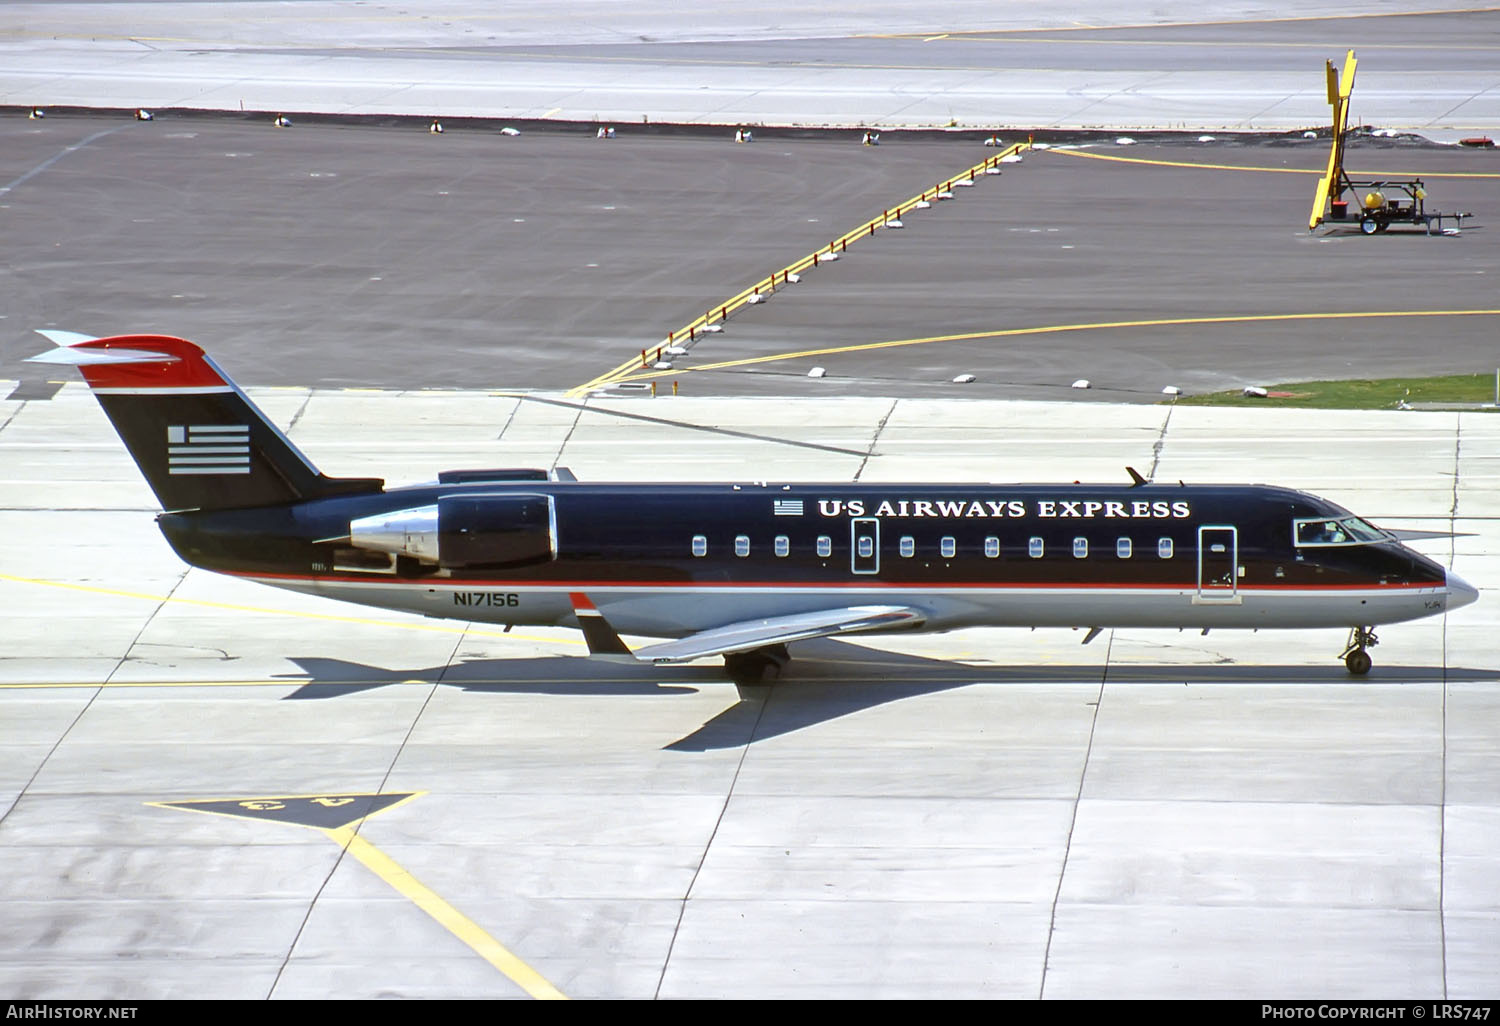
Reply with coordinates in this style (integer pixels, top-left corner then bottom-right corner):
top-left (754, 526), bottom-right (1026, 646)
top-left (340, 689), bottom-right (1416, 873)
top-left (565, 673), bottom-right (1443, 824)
top-left (1197, 525), bottom-right (1238, 600)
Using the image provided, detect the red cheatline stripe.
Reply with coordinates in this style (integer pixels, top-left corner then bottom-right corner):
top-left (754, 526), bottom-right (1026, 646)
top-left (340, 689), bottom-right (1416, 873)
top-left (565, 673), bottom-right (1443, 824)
top-left (232, 571), bottom-right (1439, 592)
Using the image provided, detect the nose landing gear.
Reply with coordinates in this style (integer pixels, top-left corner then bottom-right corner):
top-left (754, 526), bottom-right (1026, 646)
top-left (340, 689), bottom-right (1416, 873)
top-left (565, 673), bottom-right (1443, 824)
top-left (1341, 626), bottom-right (1378, 675)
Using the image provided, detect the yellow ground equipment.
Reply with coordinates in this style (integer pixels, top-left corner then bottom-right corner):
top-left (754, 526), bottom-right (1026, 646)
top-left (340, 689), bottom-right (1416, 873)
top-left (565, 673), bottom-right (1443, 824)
top-left (1308, 51), bottom-right (1472, 235)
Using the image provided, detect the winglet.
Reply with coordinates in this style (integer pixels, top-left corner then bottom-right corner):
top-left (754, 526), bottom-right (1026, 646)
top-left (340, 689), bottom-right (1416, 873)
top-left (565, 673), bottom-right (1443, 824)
top-left (569, 593), bottom-right (634, 658)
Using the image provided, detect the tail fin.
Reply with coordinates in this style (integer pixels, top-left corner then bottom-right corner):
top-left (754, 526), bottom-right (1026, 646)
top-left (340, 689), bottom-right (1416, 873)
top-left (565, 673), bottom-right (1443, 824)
top-left (28, 333), bottom-right (383, 512)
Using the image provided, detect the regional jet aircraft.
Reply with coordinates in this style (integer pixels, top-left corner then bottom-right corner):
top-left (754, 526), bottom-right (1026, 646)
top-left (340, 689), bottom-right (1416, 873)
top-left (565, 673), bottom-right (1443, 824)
top-left (29, 333), bottom-right (1477, 682)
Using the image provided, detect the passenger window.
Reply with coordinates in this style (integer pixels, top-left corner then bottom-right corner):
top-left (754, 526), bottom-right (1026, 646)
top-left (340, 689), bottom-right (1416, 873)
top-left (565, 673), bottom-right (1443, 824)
top-left (1073, 537), bottom-right (1088, 559)
top-left (1158, 537), bottom-right (1173, 559)
top-left (984, 536), bottom-right (1000, 558)
top-left (735, 535), bottom-right (750, 557)
top-left (857, 537), bottom-right (873, 558)
top-left (940, 536), bottom-right (956, 558)
top-left (899, 536), bottom-right (915, 558)
top-left (691, 535), bottom-right (707, 557)
top-left (774, 535), bottom-right (789, 557)
top-left (1117, 537), bottom-right (1132, 559)
top-left (816, 536), bottom-right (832, 558)
top-left (1029, 537), bottom-right (1044, 559)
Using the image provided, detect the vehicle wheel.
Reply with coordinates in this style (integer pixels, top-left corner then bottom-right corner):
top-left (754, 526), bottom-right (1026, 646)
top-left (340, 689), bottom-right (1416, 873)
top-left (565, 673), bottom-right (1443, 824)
top-left (1360, 218), bottom-right (1378, 235)
top-left (1345, 649), bottom-right (1372, 675)
top-left (1375, 221), bottom-right (1389, 233)
top-left (724, 652), bottom-right (780, 685)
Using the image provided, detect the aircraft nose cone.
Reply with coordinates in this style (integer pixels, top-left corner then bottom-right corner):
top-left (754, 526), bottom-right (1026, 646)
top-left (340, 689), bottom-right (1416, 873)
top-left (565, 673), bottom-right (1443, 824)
top-left (1447, 569), bottom-right (1480, 610)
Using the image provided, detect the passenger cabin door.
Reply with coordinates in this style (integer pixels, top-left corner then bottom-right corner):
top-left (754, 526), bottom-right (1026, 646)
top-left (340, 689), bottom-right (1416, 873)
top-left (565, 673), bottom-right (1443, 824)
top-left (1197, 525), bottom-right (1238, 601)
top-left (851, 517), bottom-right (879, 575)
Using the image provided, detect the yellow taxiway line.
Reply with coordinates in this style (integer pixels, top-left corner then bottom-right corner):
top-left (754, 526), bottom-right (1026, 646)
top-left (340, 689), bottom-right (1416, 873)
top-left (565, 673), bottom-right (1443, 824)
top-left (568, 141), bottom-right (1030, 397)
top-left (327, 825), bottom-right (569, 1000)
top-left (151, 793), bottom-right (567, 999)
top-left (862, 6), bottom-right (1500, 38)
top-left (0, 677), bottom-right (705, 691)
top-left (600, 308), bottom-right (1500, 385)
top-left (0, 572), bottom-right (582, 647)
top-left (1045, 147), bottom-right (1500, 179)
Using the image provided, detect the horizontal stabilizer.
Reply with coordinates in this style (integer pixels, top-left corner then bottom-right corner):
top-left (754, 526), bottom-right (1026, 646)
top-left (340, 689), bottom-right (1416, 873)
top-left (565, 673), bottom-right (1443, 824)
top-left (34, 329), bottom-right (101, 347)
top-left (634, 605), bottom-right (927, 664)
top-left (27, 346), bottom-right (178, 366)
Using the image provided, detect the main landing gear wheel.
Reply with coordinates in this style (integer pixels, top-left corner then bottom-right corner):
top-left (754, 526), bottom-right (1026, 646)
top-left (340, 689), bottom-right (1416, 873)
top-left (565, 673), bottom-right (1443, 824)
top-left (1341, 626), bottom-right (1378, 675)
top-left (723, 644), bottom-right (790, 685)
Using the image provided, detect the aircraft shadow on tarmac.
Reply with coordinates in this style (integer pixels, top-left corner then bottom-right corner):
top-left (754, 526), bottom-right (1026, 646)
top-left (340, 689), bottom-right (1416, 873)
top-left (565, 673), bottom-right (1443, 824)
top-left (276, 640), bottom-right (1497, 752)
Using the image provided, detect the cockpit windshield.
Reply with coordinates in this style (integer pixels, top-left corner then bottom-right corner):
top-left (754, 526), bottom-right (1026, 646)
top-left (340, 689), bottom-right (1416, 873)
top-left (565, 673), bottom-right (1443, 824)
top-left (1293, 516), bottom-right (1390, 547)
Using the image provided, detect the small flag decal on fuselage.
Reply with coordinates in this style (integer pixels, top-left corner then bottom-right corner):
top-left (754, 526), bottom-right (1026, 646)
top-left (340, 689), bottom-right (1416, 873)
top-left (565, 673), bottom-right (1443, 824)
top-left (773, 498), bottom-right (804, 516)
top-left (167, 424), bottom-right (251, 475)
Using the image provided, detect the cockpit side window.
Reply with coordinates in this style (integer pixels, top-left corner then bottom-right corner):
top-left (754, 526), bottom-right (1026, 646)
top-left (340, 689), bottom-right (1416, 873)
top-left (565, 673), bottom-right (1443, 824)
top-left (1294, 516), bottom-right (1389, 547)
top-left (1296, 519), bottom-right (1347, 546)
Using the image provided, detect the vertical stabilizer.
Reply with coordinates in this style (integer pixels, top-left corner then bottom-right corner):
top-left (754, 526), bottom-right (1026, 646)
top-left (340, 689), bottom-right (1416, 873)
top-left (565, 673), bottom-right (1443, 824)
top-left (28, 334), bottom-right (383, 511)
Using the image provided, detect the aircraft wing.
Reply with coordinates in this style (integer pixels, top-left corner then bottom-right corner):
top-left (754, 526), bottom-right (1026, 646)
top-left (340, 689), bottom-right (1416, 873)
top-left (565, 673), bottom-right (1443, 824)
top-left (569, 594), bottom-right (926, 663)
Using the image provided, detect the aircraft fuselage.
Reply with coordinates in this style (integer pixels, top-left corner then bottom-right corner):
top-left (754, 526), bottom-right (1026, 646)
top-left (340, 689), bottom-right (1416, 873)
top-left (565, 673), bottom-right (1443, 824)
top-left (156, 479), bottom-right (1457, 638)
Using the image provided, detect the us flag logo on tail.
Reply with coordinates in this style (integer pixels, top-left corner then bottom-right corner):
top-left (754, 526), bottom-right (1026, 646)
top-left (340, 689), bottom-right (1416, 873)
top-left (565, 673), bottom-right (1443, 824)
top-left (167, 424), bottom-right (250, 475)
top-left (773, 498), bottom-right (804, 516)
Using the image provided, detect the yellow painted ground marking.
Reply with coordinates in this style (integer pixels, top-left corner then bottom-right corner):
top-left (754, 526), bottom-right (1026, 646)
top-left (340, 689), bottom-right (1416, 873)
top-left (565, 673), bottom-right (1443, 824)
top-left (861, 6), bottom-right (1500, 38)
top-left (0, 679), bottom-right (412, 691)
top-left (1049, 148), bottom-right (1316, 175)
top-left (2, 676), bottom-right (711, 691)
top-left (600, 308), bottom-right (1500, 385)
top-left (328, 825), bottom-right (568, 999)
top-left (148, 791), bottom-right (425, 830)
top-left (0, 572), bottom-right (582, 647)
top-left (568, 141), bottom-right (1030, 397)
top-left (150, 793), bottom-right (567, 999)
top-left (1046, 147), bottom-right (1500, 179)
top-left (883, 34), bottom-right (1498, 52)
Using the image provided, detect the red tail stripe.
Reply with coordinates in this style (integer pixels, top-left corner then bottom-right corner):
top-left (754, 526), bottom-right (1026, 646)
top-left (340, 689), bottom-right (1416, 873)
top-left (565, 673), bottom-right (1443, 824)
top-left (74, 336), bottom-right (227, 391)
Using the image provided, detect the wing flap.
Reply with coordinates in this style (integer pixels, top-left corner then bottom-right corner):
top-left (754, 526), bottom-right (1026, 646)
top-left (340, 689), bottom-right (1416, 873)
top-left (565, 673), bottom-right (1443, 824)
top-left (633, 605), bottom-right (927, 664)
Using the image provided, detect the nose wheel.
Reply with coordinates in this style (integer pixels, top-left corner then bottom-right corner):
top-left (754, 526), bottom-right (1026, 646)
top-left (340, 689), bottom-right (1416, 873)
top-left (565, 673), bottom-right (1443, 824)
top-left (1341, 626), bottom-right (1378, 675)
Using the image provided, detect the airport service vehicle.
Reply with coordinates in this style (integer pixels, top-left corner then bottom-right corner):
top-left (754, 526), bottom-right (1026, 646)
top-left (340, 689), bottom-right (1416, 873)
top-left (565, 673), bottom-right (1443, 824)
top-left (29, 333), bottom-right (1477, 682)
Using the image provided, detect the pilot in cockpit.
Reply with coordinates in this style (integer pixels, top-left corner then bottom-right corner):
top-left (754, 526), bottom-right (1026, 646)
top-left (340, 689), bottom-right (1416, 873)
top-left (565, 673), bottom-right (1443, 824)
top-left (1301, 519), bottom-right (1349, 545)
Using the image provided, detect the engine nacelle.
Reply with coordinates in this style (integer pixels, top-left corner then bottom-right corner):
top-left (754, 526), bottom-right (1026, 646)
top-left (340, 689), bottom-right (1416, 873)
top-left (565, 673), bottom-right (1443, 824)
top-left (349, 493), bottom-right (556, 569)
